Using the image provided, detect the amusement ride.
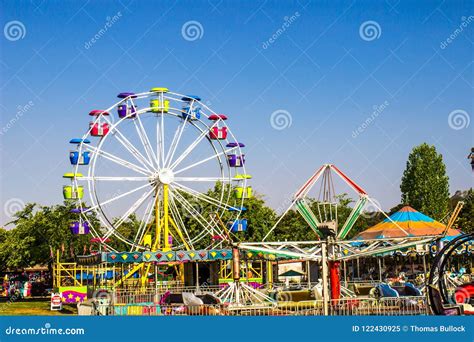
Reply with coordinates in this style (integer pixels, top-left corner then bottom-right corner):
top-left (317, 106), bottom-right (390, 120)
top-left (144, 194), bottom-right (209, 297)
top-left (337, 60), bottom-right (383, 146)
top-left (57, 87), bottom-right (472, 315)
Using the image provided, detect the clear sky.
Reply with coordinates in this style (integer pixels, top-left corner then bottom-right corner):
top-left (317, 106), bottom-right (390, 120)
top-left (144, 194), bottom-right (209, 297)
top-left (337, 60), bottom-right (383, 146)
top-left (0, 0), bottom-right (472, 225)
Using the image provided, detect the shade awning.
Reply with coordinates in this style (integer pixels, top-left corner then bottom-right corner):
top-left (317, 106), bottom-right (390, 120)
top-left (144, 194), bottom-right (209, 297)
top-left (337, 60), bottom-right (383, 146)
top-left (279, 269), bottom-right (305, 277)
top-left (356, 206), bottom-right (461, 240)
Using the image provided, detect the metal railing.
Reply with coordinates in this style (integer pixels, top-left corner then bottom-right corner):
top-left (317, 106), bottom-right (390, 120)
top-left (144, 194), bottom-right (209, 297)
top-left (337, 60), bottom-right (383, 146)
top-left (95, 296), bottom-right (428, 316)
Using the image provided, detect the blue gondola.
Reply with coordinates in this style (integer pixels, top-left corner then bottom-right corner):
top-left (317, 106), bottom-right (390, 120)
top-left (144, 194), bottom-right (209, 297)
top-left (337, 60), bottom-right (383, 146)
top-left (228, 206), bottom-right (247, 212)
top-left (227, 219), bottom-right (248, 232)
top-left (69, 138), bottom-right (91, 165)
top-left (181, 95), bottom-right (202, 120)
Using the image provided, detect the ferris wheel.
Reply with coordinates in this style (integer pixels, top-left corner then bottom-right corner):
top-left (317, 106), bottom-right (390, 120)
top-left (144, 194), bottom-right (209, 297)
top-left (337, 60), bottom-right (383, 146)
top-left (62, 88), bottom-right (251, 252)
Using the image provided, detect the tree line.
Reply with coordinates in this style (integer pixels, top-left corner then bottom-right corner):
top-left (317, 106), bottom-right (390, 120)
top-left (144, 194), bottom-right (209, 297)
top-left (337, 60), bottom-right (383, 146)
top-left (0, 143), bottom-right (471, 271)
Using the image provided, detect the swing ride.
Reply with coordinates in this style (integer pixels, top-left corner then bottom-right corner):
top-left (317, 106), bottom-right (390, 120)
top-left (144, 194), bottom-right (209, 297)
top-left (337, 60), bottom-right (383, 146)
top-left (56, 87), bottom-right (471, 316)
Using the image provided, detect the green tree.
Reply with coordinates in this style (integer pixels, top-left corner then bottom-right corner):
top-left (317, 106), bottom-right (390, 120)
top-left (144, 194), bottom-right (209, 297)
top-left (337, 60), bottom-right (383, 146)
top-left (0, 202), bottom-right (96, 272)
top-left (400, 143), bottom-right (450, 220)
top-left (450, 189), bottom-right (474, 233)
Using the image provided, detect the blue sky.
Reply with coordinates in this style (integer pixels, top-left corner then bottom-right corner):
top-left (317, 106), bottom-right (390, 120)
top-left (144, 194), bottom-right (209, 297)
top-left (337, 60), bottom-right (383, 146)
top-left (0, 0), bottom-right (472, 225)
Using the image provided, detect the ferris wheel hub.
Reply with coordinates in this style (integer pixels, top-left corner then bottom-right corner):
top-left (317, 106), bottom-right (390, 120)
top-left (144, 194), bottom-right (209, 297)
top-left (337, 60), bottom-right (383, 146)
top-left (156, 168), bottom-right (174, 185)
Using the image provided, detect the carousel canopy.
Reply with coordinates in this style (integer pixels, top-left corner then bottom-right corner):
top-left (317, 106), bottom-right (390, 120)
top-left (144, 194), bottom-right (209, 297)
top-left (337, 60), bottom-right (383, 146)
top-left (356, 206), bottom-right (461, 240)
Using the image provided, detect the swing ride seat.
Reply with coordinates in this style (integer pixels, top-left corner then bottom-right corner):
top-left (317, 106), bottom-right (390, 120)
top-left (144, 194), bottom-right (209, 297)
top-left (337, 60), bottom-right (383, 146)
top-left (317, 221), bottom-right (337, 238)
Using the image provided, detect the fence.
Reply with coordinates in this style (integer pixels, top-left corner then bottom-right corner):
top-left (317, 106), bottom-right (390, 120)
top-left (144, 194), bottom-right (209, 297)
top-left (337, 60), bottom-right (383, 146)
top-left (96, 296), bottom-right (428, 316)
top-left (113, 285), bottom-right (222, 304)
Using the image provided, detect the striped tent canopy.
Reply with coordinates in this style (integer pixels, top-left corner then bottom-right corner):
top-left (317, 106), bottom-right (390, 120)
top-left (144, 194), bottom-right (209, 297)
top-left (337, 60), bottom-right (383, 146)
top-left (356, 206), bottom-right (461, 240)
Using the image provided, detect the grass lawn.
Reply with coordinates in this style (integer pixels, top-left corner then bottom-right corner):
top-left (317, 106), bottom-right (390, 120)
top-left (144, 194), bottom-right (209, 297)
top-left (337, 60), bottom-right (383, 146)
top-left (0, 299), bottom-right (77, 316)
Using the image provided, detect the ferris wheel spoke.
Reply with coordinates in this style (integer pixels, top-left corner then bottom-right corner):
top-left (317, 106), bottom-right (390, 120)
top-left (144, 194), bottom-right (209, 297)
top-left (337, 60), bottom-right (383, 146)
top-left (103, 116), bottom-right (155, 171)
top-left (171, 182), bottom-right (233, 212)
top-left (174, 177), bottom-right (233, 182)
top-left (113, 131), bottom-right (156, 172)
top-left (132, 196), bottom-right (156, 251)
top-left (102, 187), bottom-right (155, 240)
top-left (171, 188), bottom-right (227, 240)
top-left (168, 121), bottom-right (218, 170)
top-left (133, 109), bottom-right (159, 168)
top-left (82, 176), bottom-right (150, 181)
top-left (84, 144), bottom-right (151, 176)
top-left (160, 96), bottom-right (166, 167)
top-left (85, 182), bottom-right (151, 213)
top-left (173, 147), bottom-right (236, 175)
top-left (168, 194), bottom-right (194, 250)
top-left (164, 113), bottom-right (190, 168)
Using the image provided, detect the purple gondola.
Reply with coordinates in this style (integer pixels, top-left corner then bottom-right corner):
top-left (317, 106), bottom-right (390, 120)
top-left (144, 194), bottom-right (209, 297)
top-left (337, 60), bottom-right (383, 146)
top-left (70, 221), bottom-right (90, 235)
top-left (117, 104), bottom-right (137, 118)
top-left (117, 92), bottom-right (137, 99)
top-left (226, 142), bottom-right (245, 148)
top-left (228, 154), bottom-right (245, 167)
